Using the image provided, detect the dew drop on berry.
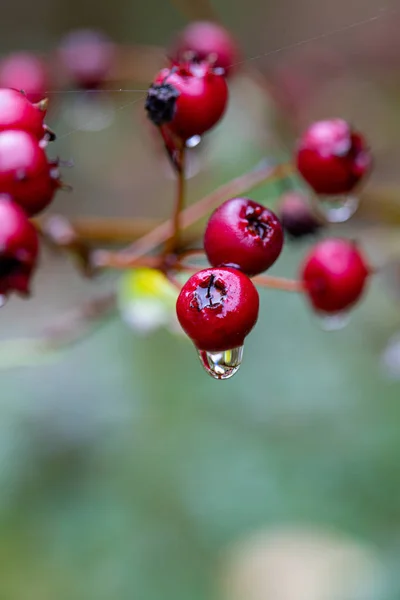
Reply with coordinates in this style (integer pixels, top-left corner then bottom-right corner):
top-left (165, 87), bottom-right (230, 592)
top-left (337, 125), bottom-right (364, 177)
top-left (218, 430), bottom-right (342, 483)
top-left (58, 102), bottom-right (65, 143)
top-left (317, 311), bottom-right (351, 332)
top-left (314, 194), bottom-right (359, 223)
top-left (186, 135), bottom-right (202, 149)
top-left (197, 345), bottom-right (244, 380)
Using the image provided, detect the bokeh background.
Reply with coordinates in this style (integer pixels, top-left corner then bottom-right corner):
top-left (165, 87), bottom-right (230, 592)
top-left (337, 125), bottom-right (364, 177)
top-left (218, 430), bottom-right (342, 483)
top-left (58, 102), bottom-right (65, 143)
top-left (2, 0), bottom-right (400, 598)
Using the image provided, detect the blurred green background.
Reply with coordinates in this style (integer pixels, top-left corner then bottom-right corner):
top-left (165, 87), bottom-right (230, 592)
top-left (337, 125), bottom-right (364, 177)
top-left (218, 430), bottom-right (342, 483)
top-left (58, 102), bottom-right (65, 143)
top-left (2, 0), bottom-right (400, 598)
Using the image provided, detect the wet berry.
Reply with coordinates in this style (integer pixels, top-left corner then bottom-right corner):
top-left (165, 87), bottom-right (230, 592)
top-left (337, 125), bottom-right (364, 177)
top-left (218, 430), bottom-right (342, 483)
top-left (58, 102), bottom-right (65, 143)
top-left (278, 191), bottom-right (323, 239)
top-left (170, 21), bottom-right (239, 76)
top-left (0, 53), bottom-right (49, 104)
top-left (0, 195), bottom-right (39, 298)
top-left (0, 88), bottom-right (49, 140)
top-left (204, 198), bottom-right (284, 276)
top-left (146, 62), bottom-right (228, 140)
top-left (301, 238), bottom-right (370, 314)
top-left (296, 119), bottom-right (372, 195)
top-left (176, 267), bottom-right (259, 351)
top-left (58, 29), bottom-right (115, 89)
top-left (0, 130), bottom-right (62, 216)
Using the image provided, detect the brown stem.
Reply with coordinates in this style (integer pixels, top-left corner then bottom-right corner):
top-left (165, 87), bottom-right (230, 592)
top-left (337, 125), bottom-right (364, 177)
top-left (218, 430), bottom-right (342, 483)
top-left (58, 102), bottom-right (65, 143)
top-left (34, 215), bottom-right (162, 244)
top-left (95, 161), bottom-right (293, 268)
top-left (165, 145), bottom-right (186, 255)
top-left (252, 274), bottom-right (305, 292)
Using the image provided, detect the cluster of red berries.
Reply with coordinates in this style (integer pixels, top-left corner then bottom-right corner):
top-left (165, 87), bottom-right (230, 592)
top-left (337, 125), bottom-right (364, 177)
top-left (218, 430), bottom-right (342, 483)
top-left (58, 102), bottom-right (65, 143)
top-left (144, 22), bottom-right (373, 377)
top-left (0, 88), bottom-right (64, 299)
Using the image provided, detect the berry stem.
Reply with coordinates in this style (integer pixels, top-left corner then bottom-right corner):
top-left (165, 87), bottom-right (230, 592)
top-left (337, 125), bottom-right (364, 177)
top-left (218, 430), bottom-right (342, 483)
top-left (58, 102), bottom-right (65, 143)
top-left (252, 274), bottom-right (305, 293)
top-left (165, 144), bottom-right (186, 255)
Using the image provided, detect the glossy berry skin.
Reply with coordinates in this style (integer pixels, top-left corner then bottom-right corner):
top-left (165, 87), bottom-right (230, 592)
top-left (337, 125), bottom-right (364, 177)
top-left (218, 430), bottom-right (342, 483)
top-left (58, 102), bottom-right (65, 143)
top-left (0, 88), bottom-right (48, 139)
top-left (0, 130), bottom-right (61, 216)
top-left (146, 63), bottom-right (228, 140)
top-left (0, 195), bottom-right (39, 297)
top-left (170, 21), bottom-right (239, 76)
top-left (301, 238), bottom-right (369, 314)
top-left (296, 119), bottom-right (371, 195)
top-left (58, 29), bottom-right (115, 89)
top-left (0, 53), bottom-right (48, 103)
top-left (204, 198), bottom-right (284, 276)
top-left (176, 267), bottom-right (259, 352)
top-left (278, 191), bottom-right (323, 239)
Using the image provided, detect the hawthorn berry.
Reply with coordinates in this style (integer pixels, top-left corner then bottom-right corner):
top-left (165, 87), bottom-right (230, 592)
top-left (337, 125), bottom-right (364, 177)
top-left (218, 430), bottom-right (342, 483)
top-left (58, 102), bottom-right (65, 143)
top-left (296, 119), bottom-right (372, 195)
top-left (204, 198), bottom-right (283, 276)
top-left (0, 195), bottom-right (39, 298)
top-left (301, 238), bottom-right (370, 314)
top-left (0, 130), bottom-right (62, 216)
top-left (170, 21), bottom-right (239, 76)
top-left (145, 62), bottom-right (228, 140)
top-left (0, 88), bottom-right (50, 140)
top-left (278, 191), bottom-right (323, 239)
top-left (0, 53), bottom-right (49, 104)
top-left (176, 267), bottom-right (259, 352)
top-left (58, 29), bottom-right (115, 89)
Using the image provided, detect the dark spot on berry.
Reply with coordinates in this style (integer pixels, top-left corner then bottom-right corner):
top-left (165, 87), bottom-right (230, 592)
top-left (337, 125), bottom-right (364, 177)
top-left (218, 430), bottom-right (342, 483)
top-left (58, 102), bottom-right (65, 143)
top-left (145, 82), bottom-right (180, 126)
top-left (0, 256), bottom-right (21, 278)
top-left (245, 206), bottom-right (271, 240)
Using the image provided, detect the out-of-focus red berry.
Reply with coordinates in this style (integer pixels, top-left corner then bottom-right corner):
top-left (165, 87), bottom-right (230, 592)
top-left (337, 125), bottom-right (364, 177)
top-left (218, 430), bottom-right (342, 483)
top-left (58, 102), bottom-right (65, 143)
top-left (0, 52), bottom-right (49, 103)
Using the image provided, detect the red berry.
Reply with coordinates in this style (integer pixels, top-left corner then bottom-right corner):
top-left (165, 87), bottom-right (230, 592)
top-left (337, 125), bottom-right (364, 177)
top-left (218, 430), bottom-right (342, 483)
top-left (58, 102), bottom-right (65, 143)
top-left (0, 88), bottom-right (48, 139)
top-left (145, 63), bottom-right (228, 140)
top-left (278, 191), bottom-right (323, 239)
top-left (301, 238), bottom-right (370, 314)
top-left (0, 130), bottom-right (62, 216)
top-left (58, 29), bottom-right (115, 89)
top-left (0, 53), bottom-right (49, 104)
top-left (176, 267), bottom-right (259, 351)
top-left (296, 119), bottom-right (371, 195)
top-left (170, 21), bottom-right (239, 76)
top-left (0, 195), bottom-right (39, 298)
top-left (204, 198), bottom-right (283, 276)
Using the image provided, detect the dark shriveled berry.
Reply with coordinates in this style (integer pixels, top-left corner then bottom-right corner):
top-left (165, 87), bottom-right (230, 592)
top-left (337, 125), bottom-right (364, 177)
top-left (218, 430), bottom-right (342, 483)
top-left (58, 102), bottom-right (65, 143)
top-left (0, 195), bottom-right (39, 297)
top-left (204, 198), bottom-right (283, 276)
top-left (278, 191), bottom-right (324, 239)
top-left (176, 267), bottom-right (259, 351)
top-left (145, 82), bottom-right (180, 127)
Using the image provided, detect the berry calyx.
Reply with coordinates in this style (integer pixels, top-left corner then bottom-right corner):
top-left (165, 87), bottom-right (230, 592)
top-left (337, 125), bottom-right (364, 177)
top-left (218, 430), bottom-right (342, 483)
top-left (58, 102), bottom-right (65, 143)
top-left (145, 62), bottom-right (228, 140)
top-left (301, 238), bottom-right (370, 314)
top-left (169, 21), bottom-right (239, 76)
top-left (0, 195), bottom-right (39, 298)
top-left (296, 119), bottom-right (372, 195)
top-left (0, 53), bottom-right (49, 104)
top-left (278, 191), bottom-right (323, 239)
top-left (204, 198), bottom-right (284, 276)
top-left (0, 130), bottom-right (62, 216)
top-left (0, 88), bottom-right (49, 140)
top-left (176, 267), bottom-right (259, 351)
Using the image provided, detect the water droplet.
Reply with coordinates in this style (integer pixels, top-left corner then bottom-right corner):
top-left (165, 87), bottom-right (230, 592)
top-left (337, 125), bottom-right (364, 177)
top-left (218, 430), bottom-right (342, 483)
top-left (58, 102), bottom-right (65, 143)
top-left (315, 194), bottom-right (359, 223)
top-left (317, 311), bottom-right (350, 331)
top-left (197, 346), bottom-right (244, 380)
top-left (0, 295), bottom-right (7, 308)
top-left (63, 92), bottom-right (115, 132)
top-left (186, 135), bottom-right (202, 149)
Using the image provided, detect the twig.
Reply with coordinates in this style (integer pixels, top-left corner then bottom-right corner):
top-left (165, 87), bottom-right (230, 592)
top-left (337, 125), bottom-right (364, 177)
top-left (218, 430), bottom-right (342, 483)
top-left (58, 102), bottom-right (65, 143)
top-left (94, 161), bottom-right (293, 268)
top-left (252, 274), bottom-right (304, 292)
top-left (165, 144), bottom-right (186, 255)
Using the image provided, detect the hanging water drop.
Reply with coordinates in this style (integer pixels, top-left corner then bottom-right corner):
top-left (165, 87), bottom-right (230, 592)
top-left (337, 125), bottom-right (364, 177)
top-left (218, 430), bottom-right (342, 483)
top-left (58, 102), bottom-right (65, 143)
top-left (63, 92), bottom-right (115, 132)
top-left (317, 311), bottom-right (350, 332)
top-left (0, 295), bottom-right (7, 308)
top-left (186, 134), bottom-right (202, 149)
top-left (197, 345), bottom-right (244, 380)
top-left (314, 194), bottom-right (359, 223)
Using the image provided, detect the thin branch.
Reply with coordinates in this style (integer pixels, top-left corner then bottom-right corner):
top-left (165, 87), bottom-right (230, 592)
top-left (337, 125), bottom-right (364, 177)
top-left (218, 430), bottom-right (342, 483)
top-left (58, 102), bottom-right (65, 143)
top-left (252, 274), bottom-right (305, 293)
top-left (95, 161), bottom-right (293, 268)
top-left (165, 144), bottom-right (186, 255)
